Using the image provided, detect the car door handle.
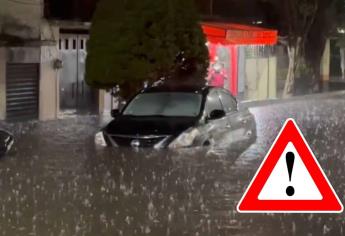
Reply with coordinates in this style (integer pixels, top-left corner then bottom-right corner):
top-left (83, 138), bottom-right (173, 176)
top-left (240, 119), bottom-right (247, 124)
top-left (226, 124), bottom-right (231, 128)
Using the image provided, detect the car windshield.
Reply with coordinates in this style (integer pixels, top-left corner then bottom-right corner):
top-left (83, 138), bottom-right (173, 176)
top-left (122, 92), bottom-right (202, 117)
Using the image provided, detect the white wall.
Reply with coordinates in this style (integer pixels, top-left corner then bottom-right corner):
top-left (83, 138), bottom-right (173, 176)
top-left (321, 39), bottom-right (330, 82)
top-left (245, 56), bottom-right (277, 101)
top-left (39, 21), bottom-right (60, 120)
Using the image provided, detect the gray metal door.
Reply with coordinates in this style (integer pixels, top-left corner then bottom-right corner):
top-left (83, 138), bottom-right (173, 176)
top-left (6, 63), bottom-right (39, 121)
top-left (59, 34), bottom-right (98, 114)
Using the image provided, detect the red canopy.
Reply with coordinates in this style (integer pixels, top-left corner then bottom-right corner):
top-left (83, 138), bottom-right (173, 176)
top-left (201, 22), bottom-right (278, 45)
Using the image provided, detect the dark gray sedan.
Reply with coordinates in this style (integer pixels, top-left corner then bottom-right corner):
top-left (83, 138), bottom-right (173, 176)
top-left (95, 85), bottom-right (256, 150)
top-left (0, 130), bottom-right (14, 157)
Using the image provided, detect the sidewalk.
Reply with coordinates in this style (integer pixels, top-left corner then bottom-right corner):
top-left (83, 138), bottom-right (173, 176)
top-left (239, 89), bottom-right (345, 109)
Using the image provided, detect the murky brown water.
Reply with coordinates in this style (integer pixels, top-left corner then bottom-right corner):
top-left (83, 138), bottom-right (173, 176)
top-left (1, 93), bottom-right (345, 235)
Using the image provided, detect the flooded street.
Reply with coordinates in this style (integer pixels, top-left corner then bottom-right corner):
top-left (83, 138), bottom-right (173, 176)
top-left (1, 93), bottom-right (345, 235)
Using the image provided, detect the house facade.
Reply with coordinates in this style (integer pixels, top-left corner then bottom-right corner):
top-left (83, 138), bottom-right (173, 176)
top-left (0, 0), bottom-right (102, 121)
top-left (0, 0), bottom-right (60, 121)
top-left (202, 22), bottom-right (278, 101)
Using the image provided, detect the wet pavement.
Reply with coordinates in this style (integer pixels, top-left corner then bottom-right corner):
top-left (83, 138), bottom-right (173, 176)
top-left (1, 93), bottom-right (345, 235)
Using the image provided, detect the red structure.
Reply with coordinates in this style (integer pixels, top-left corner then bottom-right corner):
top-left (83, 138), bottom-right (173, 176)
top-left (201, 22), bottom-right (278, 96)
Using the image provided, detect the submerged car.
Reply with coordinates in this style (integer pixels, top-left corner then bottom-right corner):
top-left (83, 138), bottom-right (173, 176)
top-left (95, 85), bottom-right (256, 149)
top-left (0, 130), bottom-right (14, 157)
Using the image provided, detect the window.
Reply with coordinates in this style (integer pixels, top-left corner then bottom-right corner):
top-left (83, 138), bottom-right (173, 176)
top-left (205, 91), bottom-right (223, 116)
top-left (65, 39), bottom-right (69, 50)
top-left (219, 91), bottom-right (237, 113)
top-left (73, 39), bottom-right (77, 50)
top-left (58, 39), bottom-right (62, 50)
top-left (80, 39), bottom-right (84, 50)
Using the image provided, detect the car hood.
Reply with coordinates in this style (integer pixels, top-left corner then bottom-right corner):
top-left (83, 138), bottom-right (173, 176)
top-left (104, 116), bottom-right (198, 136)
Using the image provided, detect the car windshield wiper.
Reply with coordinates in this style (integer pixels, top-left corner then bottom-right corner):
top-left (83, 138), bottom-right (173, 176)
top-left (123, 114), bottom-right (180, 118)
top-left (149, 114), bottom-right (171, 118)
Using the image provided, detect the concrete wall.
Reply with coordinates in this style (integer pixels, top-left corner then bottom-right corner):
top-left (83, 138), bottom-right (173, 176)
top-left (0, 0), bottom-right (42, 39)
top-left (99, 90), bottom-right (106, 115)
top-left (40, 45), bottom-right (59, 120)
top-left (7, 47), bottom-right (40, 63)
top-left (275, 45), bottom-right (289, 97)
top-left (0, 47), bottom-right (5, 120)
top-left (321, 39), bottom-right (330, 82)
top-left (100, 90), bottom-right (116, 115)
top-left (245, 56), bottom-right (277, 101)
top-left (39, 21), bottom-right (59, 120)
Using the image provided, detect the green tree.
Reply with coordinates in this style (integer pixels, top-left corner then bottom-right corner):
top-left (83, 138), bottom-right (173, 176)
top-left (86, 0), bottom-right (209, 98)
top-left (260, 0), bottom-right (338, 96)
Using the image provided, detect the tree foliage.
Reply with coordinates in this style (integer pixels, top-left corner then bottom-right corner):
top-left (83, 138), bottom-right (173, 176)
top-left (258, 0), bottom-right (343, 96)
top-left (86, 0), bottom-right (209, 97)
top-left (259, 0), bottom-right (338, 96)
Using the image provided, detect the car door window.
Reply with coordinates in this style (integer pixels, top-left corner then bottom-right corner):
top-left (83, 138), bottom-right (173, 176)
top-left (219, 91), bottom-right (237, 113)
top-left (205, 91), bottom-right (223, 117)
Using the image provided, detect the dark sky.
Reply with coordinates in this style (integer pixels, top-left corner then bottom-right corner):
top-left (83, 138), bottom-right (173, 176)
top-left (213, 0), bottom-right (262, 18)
top-left (44, 0), bottom-right (98, 21)
top-left (45, 0), bottom-right (272, 26)
top-left (198, 0), bottom-right (280, 29)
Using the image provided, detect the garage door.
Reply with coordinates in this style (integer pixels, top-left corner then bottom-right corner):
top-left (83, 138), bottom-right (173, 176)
top-left (6, 63), bottom-right (39, 121)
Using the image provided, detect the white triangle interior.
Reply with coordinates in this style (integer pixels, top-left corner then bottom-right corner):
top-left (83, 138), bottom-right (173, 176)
top-left (258, 142), bottom-right (322, 200)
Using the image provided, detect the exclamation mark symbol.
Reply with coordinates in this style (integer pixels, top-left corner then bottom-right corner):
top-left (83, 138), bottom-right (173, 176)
top-left (286, 152), bottom-right (295, 197)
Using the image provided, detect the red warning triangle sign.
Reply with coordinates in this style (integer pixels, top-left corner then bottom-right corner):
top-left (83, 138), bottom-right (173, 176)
top-left (237, 119), bottom-right (343, 213)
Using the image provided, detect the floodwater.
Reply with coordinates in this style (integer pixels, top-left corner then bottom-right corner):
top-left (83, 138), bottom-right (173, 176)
top-left (1, 93), bottom-right (345, 235)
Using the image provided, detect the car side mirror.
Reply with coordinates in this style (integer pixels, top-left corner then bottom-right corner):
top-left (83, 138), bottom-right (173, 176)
top-left (119, 100), bottom-right (127, 110)
top-left (111, 109), bottom-right (120, 118)
top-left (0, 130), bottom-right (14, 157)
top-left (208, 110), bottom-right (226, 121)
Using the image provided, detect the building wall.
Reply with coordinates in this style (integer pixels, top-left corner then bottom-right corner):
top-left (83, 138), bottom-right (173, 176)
top-left (0, 0), bottom-right (42, 39)
top-left (100, 90), bottom-right (118, 115)
top-left (0, 43), bottom-right (60, 121)
top-left (99, 90), bottom-right (106, 114)
top-left (245, 56), bottom-right (277, 101)
top-left (0, 47), bottom-right (6, 120)
top-left (7, 47), bottom-right (40, 63)
top-left (40, 45), bottom-right (59, 120)
top-left (39, 21), bottom-right (59, 120)
top-left (321, 39), bottom-right (330, 82)
top-left (0, 0), bottom-right (61, 121)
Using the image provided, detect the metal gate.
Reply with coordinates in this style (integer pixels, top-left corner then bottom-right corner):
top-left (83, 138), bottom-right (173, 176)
top-left (6, 63), bottom-right (39, 121)
top-left (59, 33), bottom-right (98, 115)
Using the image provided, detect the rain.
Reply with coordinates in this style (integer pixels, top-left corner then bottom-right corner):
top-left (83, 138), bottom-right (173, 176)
top-left (0, 93), bottom-right (345, 235)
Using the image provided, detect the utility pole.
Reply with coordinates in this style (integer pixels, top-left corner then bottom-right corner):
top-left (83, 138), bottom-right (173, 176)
top-left (210, 0), bottom-right (214, 16)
